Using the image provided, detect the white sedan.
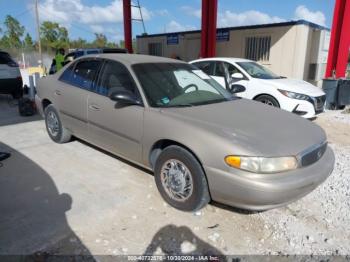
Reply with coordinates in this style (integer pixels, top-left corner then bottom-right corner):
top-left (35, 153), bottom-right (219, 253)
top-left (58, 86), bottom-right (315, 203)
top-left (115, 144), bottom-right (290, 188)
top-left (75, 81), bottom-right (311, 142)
top-left (190, 58), bottom-right (326, 118)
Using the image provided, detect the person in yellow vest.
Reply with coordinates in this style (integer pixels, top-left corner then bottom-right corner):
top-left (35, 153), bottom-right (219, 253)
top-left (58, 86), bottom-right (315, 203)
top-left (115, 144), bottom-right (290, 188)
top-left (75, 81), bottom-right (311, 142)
top-left (55, 48), bottom-right (65, 72)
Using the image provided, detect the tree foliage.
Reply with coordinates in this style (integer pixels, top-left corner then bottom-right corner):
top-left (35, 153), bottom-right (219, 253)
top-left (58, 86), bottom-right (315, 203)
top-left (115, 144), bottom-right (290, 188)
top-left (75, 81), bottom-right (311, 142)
top-left (93, 33), bottom-right (107, 48)
top-left (40, 21), bottom-right (69, 51)
top-left (24, 33), bottom-right (34, 50)
top-left (2, 15), bottom-right (25, 49)
top-left (0, 15), bottom-right (121, 62)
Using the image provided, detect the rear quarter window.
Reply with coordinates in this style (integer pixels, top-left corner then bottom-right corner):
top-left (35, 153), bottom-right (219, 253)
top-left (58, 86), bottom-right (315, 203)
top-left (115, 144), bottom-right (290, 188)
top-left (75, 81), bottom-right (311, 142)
top-left (59, 63), bottom-right (75, 83)
top-left (69, 60), bottom-right (101, 90)
top-left (86, 50), bottom-right (99, 55)
top-left (74, 51), bottom-right (84, 59)
top-left (192, 61), bottom-right (214, 75)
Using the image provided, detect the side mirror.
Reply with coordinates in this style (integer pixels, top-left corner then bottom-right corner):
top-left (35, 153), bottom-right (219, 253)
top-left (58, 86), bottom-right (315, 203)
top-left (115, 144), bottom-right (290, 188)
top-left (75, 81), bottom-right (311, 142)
top-left (109, 90), bottom-right (142, 107)
top-left (230, 84), bottom-right (246, 94)
top-left (231, 72), bottom-right (244, 79)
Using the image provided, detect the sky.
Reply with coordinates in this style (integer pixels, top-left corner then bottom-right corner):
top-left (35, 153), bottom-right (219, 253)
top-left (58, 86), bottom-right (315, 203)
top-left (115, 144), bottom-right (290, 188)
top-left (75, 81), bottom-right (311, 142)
top-left (0, 0), bottom-right (335, 43)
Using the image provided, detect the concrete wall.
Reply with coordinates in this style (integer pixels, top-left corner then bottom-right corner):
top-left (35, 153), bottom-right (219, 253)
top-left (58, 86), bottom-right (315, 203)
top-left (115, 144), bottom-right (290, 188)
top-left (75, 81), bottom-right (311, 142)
top-left (136, 24), bottom-right (328, 83)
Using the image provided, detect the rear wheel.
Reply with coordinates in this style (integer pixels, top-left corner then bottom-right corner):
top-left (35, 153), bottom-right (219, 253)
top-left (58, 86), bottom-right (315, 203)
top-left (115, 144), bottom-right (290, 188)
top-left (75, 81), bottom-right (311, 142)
top-left (254, 95), bottom-right (280, 108)
top-left (44, 105), bottom-right (72, 143)
top-left (154, 145), bottom-right (210, 211)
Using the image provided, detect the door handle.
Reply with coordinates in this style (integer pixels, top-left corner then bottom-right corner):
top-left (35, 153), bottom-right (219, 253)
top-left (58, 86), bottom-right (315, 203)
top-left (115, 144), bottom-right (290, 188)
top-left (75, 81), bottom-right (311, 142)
top-left (89, 104), bottom-right (101, 111)
top-left (54, 90), bottom-right (62, 96)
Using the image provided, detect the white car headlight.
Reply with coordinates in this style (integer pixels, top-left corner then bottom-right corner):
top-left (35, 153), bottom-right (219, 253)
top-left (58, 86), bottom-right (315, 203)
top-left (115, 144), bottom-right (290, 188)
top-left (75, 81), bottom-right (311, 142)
top-left (278, 89), bottom-right (310, 101)
top-left (225, 155), bottom-right (298, 173)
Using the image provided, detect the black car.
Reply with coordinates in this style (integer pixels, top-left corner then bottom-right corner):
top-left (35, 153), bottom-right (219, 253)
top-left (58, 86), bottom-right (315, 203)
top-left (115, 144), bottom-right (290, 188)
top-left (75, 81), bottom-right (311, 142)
top-left (0, 51), bottom-right (23, 99)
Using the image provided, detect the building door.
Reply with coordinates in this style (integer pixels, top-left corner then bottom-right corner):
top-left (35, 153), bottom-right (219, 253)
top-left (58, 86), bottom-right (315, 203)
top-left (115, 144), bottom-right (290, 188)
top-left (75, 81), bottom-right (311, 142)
top-left (148, 43), bottom-right (163, 56)
top-left (184, 38), bottom-right (201, 61)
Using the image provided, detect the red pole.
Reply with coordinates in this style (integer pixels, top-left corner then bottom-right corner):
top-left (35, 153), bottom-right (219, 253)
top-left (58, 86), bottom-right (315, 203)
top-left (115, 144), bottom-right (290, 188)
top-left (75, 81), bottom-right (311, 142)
top-left (123, 0), bottom-right (133, 53)
top-left (335, 0), bottom-right (350, 78)
top-left (201, 0), bottom-right (218, 58)
top-left (201, 0), bottom-right (209, 58)
top-left (325, 0), bottom-right (346, 77)
top-left (207, 0), bottom-right (218, 57)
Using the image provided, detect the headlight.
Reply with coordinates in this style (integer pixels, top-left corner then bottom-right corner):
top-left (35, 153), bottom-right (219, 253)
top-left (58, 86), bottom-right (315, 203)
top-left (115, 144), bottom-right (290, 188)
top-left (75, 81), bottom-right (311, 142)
top-left (278, 89), bottom-right (310, 101)
top-left (225, 155), bottom-right (298, 173)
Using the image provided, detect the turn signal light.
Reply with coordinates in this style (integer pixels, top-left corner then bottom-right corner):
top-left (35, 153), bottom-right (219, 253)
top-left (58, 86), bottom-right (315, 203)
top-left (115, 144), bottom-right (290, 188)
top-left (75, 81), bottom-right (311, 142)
top-left (224, 156), bottom-right (241, 168)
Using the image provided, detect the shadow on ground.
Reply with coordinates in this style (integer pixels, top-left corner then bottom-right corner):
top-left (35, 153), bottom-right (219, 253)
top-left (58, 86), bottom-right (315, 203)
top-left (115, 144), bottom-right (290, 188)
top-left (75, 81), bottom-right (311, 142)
top-left (0, 95), bottom-right (42, 127)
top-left (0, 142), bottom-right (94, 260)
top-left (143, 224), bottom-right (227, 261)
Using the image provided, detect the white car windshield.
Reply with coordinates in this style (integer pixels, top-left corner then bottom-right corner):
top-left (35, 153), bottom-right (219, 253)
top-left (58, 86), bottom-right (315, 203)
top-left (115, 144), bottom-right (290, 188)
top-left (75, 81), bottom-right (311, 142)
top-left (237, 62), bottom-right (282, 79)
top-left (132, 63), bottom-right (233, 108)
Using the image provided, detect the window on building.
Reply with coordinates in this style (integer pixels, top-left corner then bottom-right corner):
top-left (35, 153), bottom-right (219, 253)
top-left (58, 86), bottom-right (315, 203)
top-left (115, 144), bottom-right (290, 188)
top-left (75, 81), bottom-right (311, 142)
top-left (148, 43), bottom-right (163, 56)
top-left (245, 36), bottom-right (271, 62)
top-left (308, 63), bottom-right (317, 80)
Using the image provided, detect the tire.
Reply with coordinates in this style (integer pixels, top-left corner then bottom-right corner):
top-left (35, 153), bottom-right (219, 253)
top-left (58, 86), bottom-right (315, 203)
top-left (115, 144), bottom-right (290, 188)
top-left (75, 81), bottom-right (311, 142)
top-left (254, 95), bottom-right (280, 108)
top-left (44, 105), bottom-right (72, 143)
top-left (154, 145), bottom-right (210, 211)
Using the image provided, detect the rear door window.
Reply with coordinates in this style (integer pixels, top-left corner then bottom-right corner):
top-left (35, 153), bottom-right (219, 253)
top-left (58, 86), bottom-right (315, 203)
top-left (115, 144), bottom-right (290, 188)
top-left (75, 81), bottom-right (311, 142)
top-left (59, 63), bottom-right (75, 83)
top-left (68, 60), bottom-right (102, 90)
top-left (192, 61), bottom-right (214, 75)
top-left (74, 51), bottom-right (84, 59)
top-left (213, 62), bottom-right (226, 77)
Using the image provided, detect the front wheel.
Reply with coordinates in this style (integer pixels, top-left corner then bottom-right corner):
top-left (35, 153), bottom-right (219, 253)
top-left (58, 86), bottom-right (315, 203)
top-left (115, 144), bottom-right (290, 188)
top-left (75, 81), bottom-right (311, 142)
top-left (44, 105), bottom-right (72, 143)
top-left (254, 95), bottom-right (280, 108)
top-left (154, 145), bottom-right (210, 211)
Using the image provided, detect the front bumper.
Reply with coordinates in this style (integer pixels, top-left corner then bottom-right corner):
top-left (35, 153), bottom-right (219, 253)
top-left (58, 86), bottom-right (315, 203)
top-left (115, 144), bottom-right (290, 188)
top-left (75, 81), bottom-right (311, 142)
top-left (204, 146), bottom-right (334, 211)
top-left (281, 95), bottom-right (326, 118)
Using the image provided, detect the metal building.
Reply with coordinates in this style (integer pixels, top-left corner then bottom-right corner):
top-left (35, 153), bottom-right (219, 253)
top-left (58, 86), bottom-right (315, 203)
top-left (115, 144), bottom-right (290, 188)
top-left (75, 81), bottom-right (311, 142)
top-left (136, 20), bottom-right (330, 86)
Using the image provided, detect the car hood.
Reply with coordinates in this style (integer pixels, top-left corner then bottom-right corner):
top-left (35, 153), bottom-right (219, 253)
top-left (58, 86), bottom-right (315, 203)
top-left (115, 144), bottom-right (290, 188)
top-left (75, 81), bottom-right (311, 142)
top-left (161, 99), bottom-right (327, 157)
top-left (261, 78), bottom-right (325, 97)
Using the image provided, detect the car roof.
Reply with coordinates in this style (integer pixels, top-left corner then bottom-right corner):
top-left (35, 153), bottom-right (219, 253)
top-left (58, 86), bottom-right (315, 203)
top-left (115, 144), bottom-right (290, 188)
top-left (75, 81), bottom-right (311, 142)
top-left (83, 53), bottom-right (186, 66)
top-left (190, 57), bottom-right (252, 63)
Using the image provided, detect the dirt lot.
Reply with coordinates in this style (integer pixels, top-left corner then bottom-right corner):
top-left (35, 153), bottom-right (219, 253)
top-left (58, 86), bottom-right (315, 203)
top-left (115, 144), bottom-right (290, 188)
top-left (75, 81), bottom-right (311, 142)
top-left (0, 95), bottom-right (349, 258)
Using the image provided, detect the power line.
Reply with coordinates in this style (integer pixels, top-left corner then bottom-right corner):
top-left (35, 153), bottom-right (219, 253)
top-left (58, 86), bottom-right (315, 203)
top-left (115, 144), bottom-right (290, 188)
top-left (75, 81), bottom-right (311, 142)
top-left (0, 6), bottom-right (35, 26)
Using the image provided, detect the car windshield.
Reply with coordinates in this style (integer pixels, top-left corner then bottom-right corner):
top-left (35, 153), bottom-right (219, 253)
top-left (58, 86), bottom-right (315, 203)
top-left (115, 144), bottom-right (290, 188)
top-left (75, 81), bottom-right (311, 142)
top-left (237, 61), bottom-right (281, 79)
top-left (132, 63), bottom-right (232, 108)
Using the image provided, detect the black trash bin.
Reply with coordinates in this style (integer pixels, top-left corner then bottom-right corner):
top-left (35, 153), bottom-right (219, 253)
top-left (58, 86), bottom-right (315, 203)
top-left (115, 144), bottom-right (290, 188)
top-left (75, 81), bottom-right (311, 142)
top-left (322, 79), bottom-right (339, 109)
top-left (337, 79), bottom-right (350, 107)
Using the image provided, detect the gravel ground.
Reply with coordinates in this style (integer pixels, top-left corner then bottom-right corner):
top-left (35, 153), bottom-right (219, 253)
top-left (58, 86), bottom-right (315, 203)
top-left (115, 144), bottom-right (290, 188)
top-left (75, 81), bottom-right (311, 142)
top-left (322, 107), bottom-right (350, 125)
top-left (0, 97), bottom-right (349, 258)
top-left (257, 143), bottom-right (350, 255)
top-left (251, 110), bottom-right (350, 255)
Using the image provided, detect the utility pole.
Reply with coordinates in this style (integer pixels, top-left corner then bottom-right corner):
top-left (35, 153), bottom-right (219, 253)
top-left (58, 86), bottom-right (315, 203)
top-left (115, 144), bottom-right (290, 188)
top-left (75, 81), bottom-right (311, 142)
top-left (35, 0), bottom-right (43, 68)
